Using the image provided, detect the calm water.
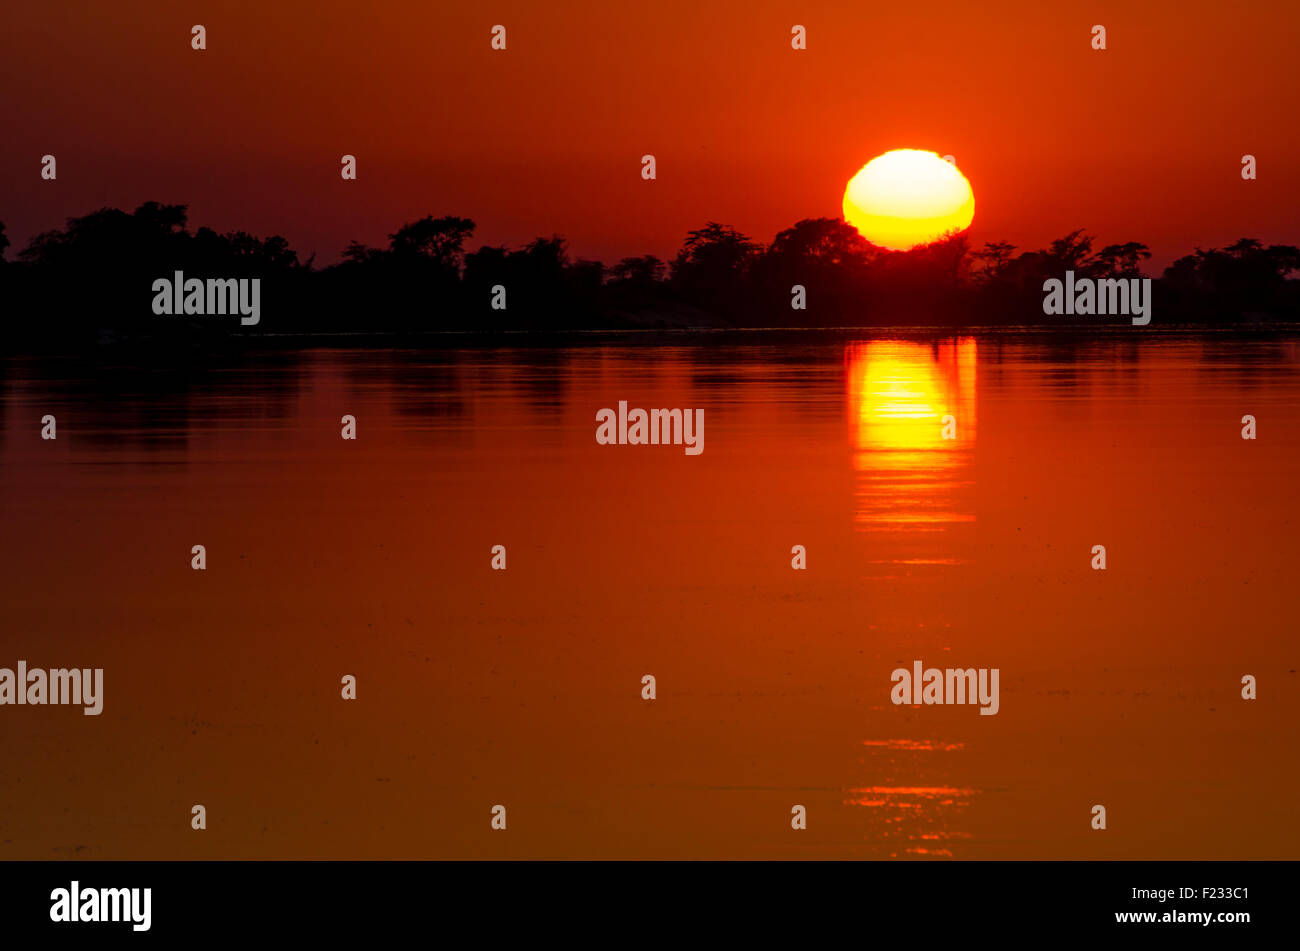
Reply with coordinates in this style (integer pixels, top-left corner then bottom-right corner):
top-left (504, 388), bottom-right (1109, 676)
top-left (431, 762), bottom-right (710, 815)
top-left (1, 333), bottom-right (1298, 859)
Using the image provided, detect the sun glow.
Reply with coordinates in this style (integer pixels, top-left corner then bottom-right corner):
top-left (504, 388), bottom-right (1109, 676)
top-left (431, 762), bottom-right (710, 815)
top-left (846, 340), bottom-right (978, 538)
top-left (842, 149), bottom-right (975, 251)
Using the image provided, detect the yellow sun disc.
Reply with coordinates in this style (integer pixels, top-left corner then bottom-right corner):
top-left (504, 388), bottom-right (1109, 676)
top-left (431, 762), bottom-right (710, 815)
top-left (842, 149), bottom-right (975, 251)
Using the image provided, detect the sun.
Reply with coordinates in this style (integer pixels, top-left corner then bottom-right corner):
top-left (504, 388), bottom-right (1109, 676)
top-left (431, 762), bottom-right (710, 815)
top-left (842, 149), bottom-right (975, 251)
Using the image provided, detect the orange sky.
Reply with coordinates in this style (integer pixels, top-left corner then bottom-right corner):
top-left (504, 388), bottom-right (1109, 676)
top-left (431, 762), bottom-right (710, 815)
top-left (1, 0), bottom-right (1296, 269)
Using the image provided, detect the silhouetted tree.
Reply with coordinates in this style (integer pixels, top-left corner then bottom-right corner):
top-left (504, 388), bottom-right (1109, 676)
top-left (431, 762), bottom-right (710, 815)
top-left (341, 240), bottom-right (384, 264)
top-left (325, 215), bottom-right (478, 326)
top-left (516, 235), bottom-right (568, 280)
top-left (671, 222), bottom-right (759, 320)
top-left (387, 215), bottom-right (476, 272)
top-left (754, 218), bottom-right (874, 324)
top-left (460, 236), bottom-right (597, 327)
top-left (971, 241), bottom-right (1017, 282)
top-left (981, 229), bottom-right (1145, 293)
top-left (133, 201), bottom-right (188, 235)
top-left (1162, 238), bottom-right (1300, 320)
top-left (917, 231), bottom-right (972, 287)
top-left (673, 223), bottom-right (759, 284)
top-left (1046, 229), bottom-right (1096, 272)
top-left (567, 258), bottom-right (605, 293)
top-left (608, 255), bottom-right (666, 286)
top-left (766, 217), bottom-right (872, 269)
top-left (1093, 241), bottom-right (1151, 277)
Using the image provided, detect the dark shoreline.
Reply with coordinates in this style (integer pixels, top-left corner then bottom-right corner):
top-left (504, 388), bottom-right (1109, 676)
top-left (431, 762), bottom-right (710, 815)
top-left (7, 322), bottom-right (1300, 360)
top-left (5, 206), bottom-right (1297, 356)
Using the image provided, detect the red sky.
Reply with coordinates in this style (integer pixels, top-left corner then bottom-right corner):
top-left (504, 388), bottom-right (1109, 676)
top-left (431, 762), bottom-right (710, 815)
top-left (1, 0), bottom-right (1297, 269)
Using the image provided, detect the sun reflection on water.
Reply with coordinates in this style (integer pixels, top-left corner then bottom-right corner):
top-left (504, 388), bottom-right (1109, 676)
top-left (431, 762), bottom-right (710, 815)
top-left (846, 339), bottom-right (977, 549)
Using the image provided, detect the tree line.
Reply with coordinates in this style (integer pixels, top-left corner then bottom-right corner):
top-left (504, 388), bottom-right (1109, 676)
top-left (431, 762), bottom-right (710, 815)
top-left (1, 203), bottom-right (1296, 343)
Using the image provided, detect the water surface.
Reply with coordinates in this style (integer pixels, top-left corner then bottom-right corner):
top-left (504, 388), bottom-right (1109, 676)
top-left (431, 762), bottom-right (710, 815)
top-left (1, 333), bottom-right (1297, 858)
